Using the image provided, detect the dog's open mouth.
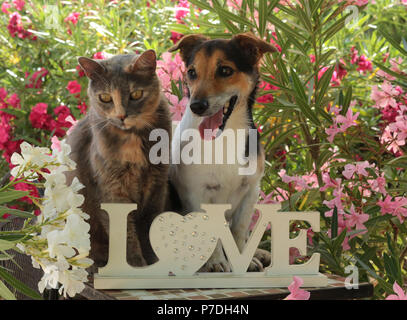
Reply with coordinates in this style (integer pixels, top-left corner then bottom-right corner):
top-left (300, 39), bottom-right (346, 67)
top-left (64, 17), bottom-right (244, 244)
top-left (198, 95), bottom-right (238, 140)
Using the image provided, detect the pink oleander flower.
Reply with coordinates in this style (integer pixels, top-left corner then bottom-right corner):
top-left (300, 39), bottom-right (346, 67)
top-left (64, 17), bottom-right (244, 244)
top-left (370, 175), bottom-right (387, 195)
top-left (345, 204), bottom-right (369, 232)
top-left (284, 276), bottom-right (310, 300)
top-left (7, 11), bottom-right (34, 39)
top-left (336, 108), bottom-right (359, 131)
top-left (342, 161), bottom-right (372, 179)
top-left (167, 94), bottom-right (188, 121)
top-left (66, 115), bottom-right (78, 135)
top-left (2, 1), bottom-right (11, 14)
top-left (350, 46), bottom-right (359, 64)
top-left (51, 135), bottom-right (61, 152)
top-left (170, 31), bottom-right (183, 45)
top-left (77, 101), bottom-right (88, 114)
top-left (371, 81), bottom-right (400, 109)
top-left (356, 55), bottom-right (372, 73)
top-left (7, 93), bottom-right (20, 108)
top-left (12, 0), bottom-right (24, 11)
top-left (377, 195), bottom-right (407, 223)
top-left (157, 52), bottom-right (185, 82)
top-left (279, 169), bottom-right (317, 191)
top-left (320, 175), bottom-right (342, 192)
top-left (386, 282), bottom-right (407, 300)
top-left (26, 67), bottom-right (49, 89)
top-left (66, 80), bottom-right (81, 95)
top-left (175, 0), bottom-right (189, 21)
top-left (29, 102), bottom-right (51, 129)
top-left (64, 12), bottom-right (80, 25)
top-left (388, 114), bottom-right (407, 146)
top-left (309, 54), bottom-right (315, 63)
top-left (257, 80), bottom-right (278, 104)
top-left (92, 51), bottom-right (106, 60)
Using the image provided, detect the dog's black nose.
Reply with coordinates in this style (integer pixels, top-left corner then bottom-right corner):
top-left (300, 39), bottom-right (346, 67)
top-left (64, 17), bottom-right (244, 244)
top-left (190, 99), bottom-right (209, 115)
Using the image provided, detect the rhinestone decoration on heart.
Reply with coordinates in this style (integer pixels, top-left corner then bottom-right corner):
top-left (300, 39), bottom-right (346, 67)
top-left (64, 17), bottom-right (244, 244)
top-left (149, 212), bottom-right (219, 275)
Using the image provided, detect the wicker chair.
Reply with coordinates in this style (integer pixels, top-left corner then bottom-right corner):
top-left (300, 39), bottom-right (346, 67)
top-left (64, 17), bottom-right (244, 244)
top-left (0, 217), bottom-right (44, 300)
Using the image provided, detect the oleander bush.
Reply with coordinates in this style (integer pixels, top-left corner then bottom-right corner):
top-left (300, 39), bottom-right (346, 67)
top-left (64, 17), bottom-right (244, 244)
top-left (0, 0), bottom-right (406, 299)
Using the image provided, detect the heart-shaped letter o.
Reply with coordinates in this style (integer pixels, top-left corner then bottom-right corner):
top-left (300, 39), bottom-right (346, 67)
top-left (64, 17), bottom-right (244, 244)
top-left (150, 211), bottom-right (219, 275)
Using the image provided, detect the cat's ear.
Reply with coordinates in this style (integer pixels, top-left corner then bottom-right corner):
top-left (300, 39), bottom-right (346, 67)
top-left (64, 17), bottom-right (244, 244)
top-left (230, 32), bottom-right (277, 66)
top-left (129, 50), bottom-right (157, 74)
top-left (168, 34), bottom-right (209, 63)
top-left (77, 57), bottom-right (106, 80)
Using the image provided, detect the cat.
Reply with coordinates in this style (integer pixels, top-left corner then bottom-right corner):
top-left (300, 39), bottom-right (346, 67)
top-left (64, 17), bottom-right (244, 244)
top-left (65, 50), bottom-right (172, 273)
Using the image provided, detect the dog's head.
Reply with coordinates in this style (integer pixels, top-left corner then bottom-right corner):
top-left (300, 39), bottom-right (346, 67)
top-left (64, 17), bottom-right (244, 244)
top-left (169, 33), bottom-right (276, 138)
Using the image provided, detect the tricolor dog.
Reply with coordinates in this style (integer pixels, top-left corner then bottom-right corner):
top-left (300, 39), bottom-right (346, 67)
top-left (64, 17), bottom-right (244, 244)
top-left (168, 33), bottom-right (276, 272)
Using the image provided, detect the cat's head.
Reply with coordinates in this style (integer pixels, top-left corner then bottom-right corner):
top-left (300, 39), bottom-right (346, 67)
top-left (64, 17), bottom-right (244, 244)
top-left (78, 51), bottom-right (161, 131)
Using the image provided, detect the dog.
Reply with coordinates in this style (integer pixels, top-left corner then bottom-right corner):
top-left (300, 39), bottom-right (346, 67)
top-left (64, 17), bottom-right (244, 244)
top-left (168, 33), bottom-right (276, 272)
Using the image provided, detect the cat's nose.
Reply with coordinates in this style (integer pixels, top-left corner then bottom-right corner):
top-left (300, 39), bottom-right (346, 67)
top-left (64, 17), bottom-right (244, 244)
top-left (117, 114), bottom-right (127, 121)
top-left (190, 99), bottom-right (209, 115)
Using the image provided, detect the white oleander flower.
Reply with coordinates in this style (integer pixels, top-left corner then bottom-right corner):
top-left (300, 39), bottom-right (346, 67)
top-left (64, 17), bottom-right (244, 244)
top-left (10, 142), bottom-right (51, 179)
top-left (58, 268), bottom-right (88, 298)
top-left (12, 138), bottom-right (92, 298)
top-left (38, 259), bottom-right (70, 293)
top-left (46, 230), bottom-right (76, 259)
top-left (51, 139), bottom-right (76, 171)
top-left (43, 178), bottom-right (84, 213)
top-left (61, 214), bottom-right (90, 251)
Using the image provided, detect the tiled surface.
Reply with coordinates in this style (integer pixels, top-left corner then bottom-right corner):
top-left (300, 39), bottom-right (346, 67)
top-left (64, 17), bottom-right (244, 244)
top-left (98, 274), bottom-right (348, 300)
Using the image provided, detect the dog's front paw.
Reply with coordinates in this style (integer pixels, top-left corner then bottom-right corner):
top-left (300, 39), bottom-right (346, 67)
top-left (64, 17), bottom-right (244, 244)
top-left (254, 248), bottom-right (271, 267)
top-left (200, 256), bottom-right (231, 272)
top-left (247, 249), bottom-right (271, 272)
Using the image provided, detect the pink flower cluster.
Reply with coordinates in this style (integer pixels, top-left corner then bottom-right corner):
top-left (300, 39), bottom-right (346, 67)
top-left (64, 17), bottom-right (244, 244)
top-left (325, 107), bottom-right (359, 143)
top-left (29, 103), bottom-right (74, 137)
top-left (170, 0), bottom-right (190, 44)
top-left (377, 195), bottom-right (407, 223)
top-left (7, 11), bottom-right (34, 39)
top-left (349, 46), bottom-right (372, 73)
top-left (157, 52), bottom-right (187, 121)
top-left (0, 88), bottom-right (22, 164)
top-left (25, 67), bottom-right (49, 89)
top-left (371, 75), bottom-right (407, 155)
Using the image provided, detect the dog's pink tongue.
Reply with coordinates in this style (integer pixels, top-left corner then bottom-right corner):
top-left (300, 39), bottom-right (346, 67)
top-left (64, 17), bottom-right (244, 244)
top-left (199, 109), bottom-right (223, 140)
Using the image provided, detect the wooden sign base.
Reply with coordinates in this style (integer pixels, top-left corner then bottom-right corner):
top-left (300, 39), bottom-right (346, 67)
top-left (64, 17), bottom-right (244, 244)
top-left (94, 272), bottom-right (328, 290)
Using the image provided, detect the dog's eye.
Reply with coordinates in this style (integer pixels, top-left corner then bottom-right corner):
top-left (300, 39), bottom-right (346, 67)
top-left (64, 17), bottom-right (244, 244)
top-left (218, 66), bottom-right (234, 77)
top-left (187, 68), bottom-right (197, 79)
top-left (99, 93), bottom-right (112, 103)
top-left (130, 90), bottom-right (143, 100)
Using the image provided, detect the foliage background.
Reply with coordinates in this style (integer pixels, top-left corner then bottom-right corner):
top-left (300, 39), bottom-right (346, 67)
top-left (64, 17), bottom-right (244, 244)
top-left (0, 0), bottom-right (406, 299)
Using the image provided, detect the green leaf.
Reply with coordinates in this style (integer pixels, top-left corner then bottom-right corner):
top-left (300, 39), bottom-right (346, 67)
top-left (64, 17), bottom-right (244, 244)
top-left (378, 28), bottom-right (407, 56)
top-left (0, 206), bottom-right (34, 219)
top-left (0, 239), bottom-right (14, 251)
top-left (0, 190), bottom-right (30, 204)
top-left (0, 279), bottom-right (16, 300)
top-left (341, 86), bottom-right (353, 115)
top-left (331, 206), bottom-right (338, 239)
top-left (0, 268), bottom-right (42, 300)
top-left (316, 65), bottom-right (334, 107)
top-left (258, 0), bottom-right (267, 37)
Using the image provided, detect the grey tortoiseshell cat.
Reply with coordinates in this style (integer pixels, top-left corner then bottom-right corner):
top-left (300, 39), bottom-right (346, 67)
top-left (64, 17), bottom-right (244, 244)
top-left (66, 50), bottom-right (172, 272)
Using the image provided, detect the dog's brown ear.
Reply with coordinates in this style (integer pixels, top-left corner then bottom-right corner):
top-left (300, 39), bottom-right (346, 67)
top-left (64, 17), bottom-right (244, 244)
top-left (168, 34), bottom-right (209, 63)
top-left (231, 32), bottom-right (277, 66)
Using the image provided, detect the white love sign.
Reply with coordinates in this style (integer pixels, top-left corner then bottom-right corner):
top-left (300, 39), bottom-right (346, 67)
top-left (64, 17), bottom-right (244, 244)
top-left (93, 203), bottom-right (328, 289)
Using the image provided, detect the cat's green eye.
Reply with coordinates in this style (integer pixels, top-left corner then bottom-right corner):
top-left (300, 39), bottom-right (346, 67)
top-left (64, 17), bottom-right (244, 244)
top-left (99, 93), bottom-right (112, 103)
top-left (130, 90), bottom-right (143, 100)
